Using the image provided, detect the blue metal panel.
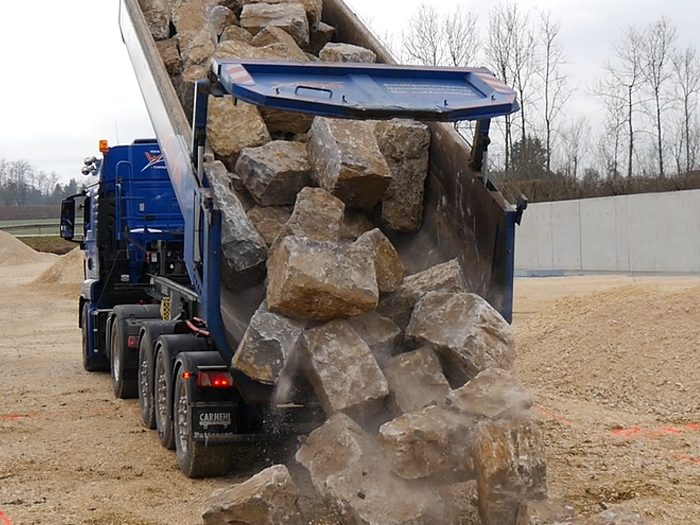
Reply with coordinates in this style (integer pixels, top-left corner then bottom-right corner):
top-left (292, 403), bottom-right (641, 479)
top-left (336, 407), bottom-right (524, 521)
top-left (211, 60), bottom-right (519, 122)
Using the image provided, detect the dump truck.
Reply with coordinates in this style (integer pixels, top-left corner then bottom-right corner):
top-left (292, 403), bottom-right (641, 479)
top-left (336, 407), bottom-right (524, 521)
top-left (60, 0), bottom-right (525, 478)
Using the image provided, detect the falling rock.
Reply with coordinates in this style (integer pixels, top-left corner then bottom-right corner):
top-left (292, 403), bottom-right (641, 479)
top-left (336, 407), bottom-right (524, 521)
top-left (473, 417), bottom-right (548, 525)
top-left (242, 0), bottom-right (322, 29)
top-left (319, 42), bottom-right (377, 63)
top-left (247, 206), bottom-right (292, 246)
top-left (352, 228), bottom-right (405, 293)
top-left (267, 236), bottom-right (378, 320)
top-left (377, 259), bottom-right (466, 330)
top-left (235, 141), bottom-right (312, 206)
top-left (231, 303), bottom-right (306, 385)
top-left (583, 509), bottom-right (648, 525)
top-left (220, 24), bottom-right (254, 44)
top-left (206, 161), bottom-right (268, 290)
top-left (285, 187), bottom-right (345, 242)
top-left (340, 211), bottom-right (375, 240)
top-left (448, 368), bottom-right (533, 420)
top-left (516, 499), bottom-right (578, 525)
top-left (156, 38), bottom-right (182, 77)
top-left (347, 312), bottom-right (401, 367)
top-left (375, 119), bottom-right (431, 233)
top-left (384, 347), bottom-right (451, 414)
top-left (309, 22), bottom-right (336, 54)
top-left (407, 292), bottom-right (515, 386)
top-left (301, 320), bottom-right (388, 416)
top-left (240, 2), bottom-right (310, 48)
top-left (139, 0), bottom-right (170, 40)
top-left (307, 118), bottom-right (391, 211)
top-left (379, 405), bottom-right (477, 481)
top-left (202, 465), bottom-right (305, 525)
top-left (207, 96), bottom-right (271, 169)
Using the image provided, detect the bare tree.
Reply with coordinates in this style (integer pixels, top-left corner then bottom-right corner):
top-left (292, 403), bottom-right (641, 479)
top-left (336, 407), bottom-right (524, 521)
top-left (443, 7), bottom-right (480, 67)
top-left (640, 17), bottom-right (677, 177)
top-left (560, 116), bottom-right (591, 180)
top-left (672, 46), bottom-right (700, 173)
top-left (402, 4), bottom-right (445, 67)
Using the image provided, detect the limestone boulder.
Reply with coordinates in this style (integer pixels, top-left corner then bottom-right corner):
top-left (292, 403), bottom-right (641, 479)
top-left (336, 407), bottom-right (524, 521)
top-left (379, 405), bottom-right (476, 480)
top-left (377, 259), bottom-right (466, 330)
top-left (347, 312), bottom-right (401, 367)
top-left (206, 161), bottom-right (268, 290)
top-left (174, 0), bottom-right (218, 68)
top-left (235, 141), bottom-right (311, 206)
top-left (261, 108), bottom-right (315, 137)
top-left (473, 418), bottom-right (548, 525)
top-left (583, 509), bottom-right (648, 525)
top-left (517, 499), bottom-right (579, 525)
top-left (319, 42), bottom-right (377, 63)
top-left (242, 0), bottom-right (322, 29)
top-left (156, 38), bottom-right (182, 77)
top-left (352, 228), bottom-right (405, 293)
top-left (205, 4), bottom-right (236, 38)
top-left (240, 2), bottom-right (310, 47)
top-left (266, 236), bottom-right (378, 320)
top-left (448, 368), bottom-right (533, 420)
top-left (247, 206), bottom-right (292, 246)
top-left (207, 97), bottom-right (271, 169)
top-left (139, 0), bottom-right (170, 40)
top-left (250, 26), bottom-right (309, 61)
top-left (375, 119), bottom-right (431, 233)
top-left (214, 37), bottom-right (311, 62)
top-left (340, 211), bottom-right (375, 240)
top-left (285, 187), bottom-right (345, 242)
top-left (175, 65), bottom-right (208, 119)
top-left (202, 465), bottom-right (305, 525)
top-left (407, 292), bottom-right (515, 386)
top-left (307, 118), bottom-right (391, 211)
top-left (310, 22), bottom-right (336, 55)
top-left (220, 24), bottom-right (254, 44)
top-left (384, 347), bottom-right (450, 414)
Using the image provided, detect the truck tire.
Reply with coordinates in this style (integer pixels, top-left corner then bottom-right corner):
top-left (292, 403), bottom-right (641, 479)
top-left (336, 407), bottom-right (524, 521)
top-left (138, 322), bottom-right (179, 430)
top-left (174, 371), bottom-right (230, 478)
top-left (154, 348), bottom-right (176, 450)
top-left (111, 320), bottom-right (138, 399)
top-left (82, 303), bottom-right (108, 372)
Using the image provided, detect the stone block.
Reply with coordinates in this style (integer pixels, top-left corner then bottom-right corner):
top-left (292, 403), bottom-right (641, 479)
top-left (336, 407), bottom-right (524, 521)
top-left (340, 211), bottom-right (375, 240)
top-left (347, 312), bottom-right (401, 367)
top-left (319, 42), bottom-right (377, 63)
top-left (448, 368), bottom-right (533, 420)
top-left (139, 0), bottom-right (170, 40)
top-left (156, 38), bottom-right (182, 77)
top-left (517, 499), bottom-right (579, 525)
top-left (247, 206), bottom-right (292, 246)
top-left (285, 187), bottom-right (345, 242)
top-left (384, 347), bottom-right (450, 414)
top-left (240, 2), bottom-right (310, 47)
top-left (583, 509), bottom-right (648, 525)
top-left (309, 22), bottom-right (335, 55)
top-left (220, 24), bottom-right (254, 44)
top-left (352, 228), bottom-right (405, 293)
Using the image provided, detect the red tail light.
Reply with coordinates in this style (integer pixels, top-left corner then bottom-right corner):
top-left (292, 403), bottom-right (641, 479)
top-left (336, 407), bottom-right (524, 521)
top-left (197, 370), bottom-right (234, 389)
top-left (127, 335), bottom-right (139, 349)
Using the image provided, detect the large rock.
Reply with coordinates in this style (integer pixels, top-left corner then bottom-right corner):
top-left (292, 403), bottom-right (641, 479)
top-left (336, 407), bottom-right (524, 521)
top-left (309, 22), bottom-right (336, 55)
top-left (517, 499), bottom-right (578, 525)
top-left (220, 24), bottom-right (254, 44)
top-left (296, 414), bottom-right (449, 525)
top-left (307, 118), bottom-right (392, 211)
top-left (407, 292), bottom-right (515, 386)
top-left (375, 119), bottom-right (431, 233)
top-left (174, 0), bottom-right (218, 68)
top-left (140, 0), bottom-right (170, 40)
top-left (267, 236), bottom-right (378, 320)
top-left (301, 320), bottom-right (388, 416)
top-left (261, 108), bottom-right (315, 137)
top-left (448, 368), bottom-right (533, 420)
top-left (175, 65), bottom-right (208, 119)
top-left (205, 4), bottom-right (236, 38)
top-left (377, 259), bottom-right (466, 330)
top-left (319, 42), bottom-right (377, 63)
top-left (250, 26), bottom-right (308, 62)
top-left (340, 211), bottom-right (375, 240)
top-left (206, 161), bottom-right (268, 290)
top-left (352, 228), bottom-right (405, 293)
top-left (379, 405), bottom-right (476, 480)
top-left (285, 187), bottom-right (345, 242)
top-left (235, 141), bottom-right (311, 206)
top-left (231, 303), bottom-right (306, 385)
top-left (156, 38), bottom-right (182, 77)
top-left (214, 37), bottom-right (311, 62)
top-left (240, 2), bottom-right (310, 47)
top-left (202, 465), bottom-right (305, 525)
top-left (242, 0), bottom-right (322, 29)
top-left (347, 312), bottom-right (401, 367)
top-left (583, 509), bottom-right (648, 525)
top-left (247, 206), bottom-right (292, 246)
top-left (207, 97), bottom-right (271, 169)
top-left (384, 347), bottom-right (450, 414)
top-left (473, 418), bottom-right (548, 525)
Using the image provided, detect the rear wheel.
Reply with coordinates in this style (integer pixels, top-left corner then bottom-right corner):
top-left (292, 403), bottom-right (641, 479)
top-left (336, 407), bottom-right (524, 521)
top-left (111, 319), bottom-right (137, 399)
top-left (154, 349), bottom-right (175, 450)
top-left (82, 303), bottom-right (108, 372)
top-left (174, 371), bottom-right (231, 478)
top-left (138, 336), bottom-right (156, 429)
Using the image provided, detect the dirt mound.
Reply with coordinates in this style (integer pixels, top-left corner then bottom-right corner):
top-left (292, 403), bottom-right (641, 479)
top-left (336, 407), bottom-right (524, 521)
top-left (516, 284), bottom-right (700, 419)
top-left (0, 230), bottom-right (54, 266)
top-left (34, 247), bottom-right (84, 285)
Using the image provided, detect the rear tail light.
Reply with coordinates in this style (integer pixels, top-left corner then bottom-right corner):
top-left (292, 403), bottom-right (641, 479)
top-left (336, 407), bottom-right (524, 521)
top-left (127, 335), bottom-right (139, 349)
top-left (197, 370), bottom-right (234, 389)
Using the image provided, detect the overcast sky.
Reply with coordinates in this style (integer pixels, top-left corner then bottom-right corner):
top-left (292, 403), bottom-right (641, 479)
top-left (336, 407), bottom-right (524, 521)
top-left (0, 0), bottom-right (697, 182)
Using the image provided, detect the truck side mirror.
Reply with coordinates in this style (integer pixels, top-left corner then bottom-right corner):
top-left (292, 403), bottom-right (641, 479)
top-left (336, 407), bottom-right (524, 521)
top-left (60, 198), bottom-right (76, 241)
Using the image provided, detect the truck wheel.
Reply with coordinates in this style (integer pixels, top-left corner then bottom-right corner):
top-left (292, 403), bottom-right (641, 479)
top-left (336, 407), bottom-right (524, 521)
top-left (154, 349), bottom-right (175, 450)
top-left (138, 336), bottom-right (156, 429)
top-left (110, 319), bottom-right (137, 399)
top-left (174, 371), bottom-right (230, 478)
top-left (82, 303), bottom-right (108, 372)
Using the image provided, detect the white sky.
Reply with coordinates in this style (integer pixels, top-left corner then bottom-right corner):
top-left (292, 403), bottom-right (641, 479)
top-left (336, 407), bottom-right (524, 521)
top-left (0, 0), bottom-right (697, 182)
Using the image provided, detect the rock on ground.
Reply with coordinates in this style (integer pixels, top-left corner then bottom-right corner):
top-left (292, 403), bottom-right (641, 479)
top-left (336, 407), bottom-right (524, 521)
top-left (240, 2), bottom-right (310, 47)
top-left (347, 312), bottom-right (401, 367)
top-left (448, 368), bottom-right (533, 420)
top-left (284, 187), bottom-right (345, 242)
top-left (383, 347), bottom-right (451, 414)
top-left (377, 259), bottom-right (466, 330)
top-left (202, 465), bottom-right (305, 525)
top-left (473, 417), bottom-right (548, 525)
top-left (266, 236), bottom-right (378, 320)
top-left (583, 509), bottom-right (648, 525)
top-left (352, 228), bottom-right (405, 293)
top-left (235, 141), bottom-right (311, 206)
top-left (319, 42), bottom-right (377, 63)
top-left (247, 206), bottom-right (292, 246)
top-left (516, 499), bottom-right (578, 525)
top-left (206, 161), bottom-right (268, 290)
top-left (307, 118), bottom-right (391, 211)
top-left (301, 320), bottom-right (388, 416)
top-left (407, 292), bottom-right (515, 387)
top-left (375, 119), bottom-right (431, 233)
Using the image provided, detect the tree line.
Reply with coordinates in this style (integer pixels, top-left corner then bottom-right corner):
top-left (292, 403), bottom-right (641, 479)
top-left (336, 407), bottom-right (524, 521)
top-left (389, 3), bottom-right (700, 202)
top-left (0, 159), bottom-right (80, 206)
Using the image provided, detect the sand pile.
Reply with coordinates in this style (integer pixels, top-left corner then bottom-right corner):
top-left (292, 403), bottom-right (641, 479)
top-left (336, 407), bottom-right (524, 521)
top-left (516, 284), bottom-right (700, 418)
top-left (33, 247), bottom-right (84, 285)
top-left (0, 230), bottom-right (54, 266)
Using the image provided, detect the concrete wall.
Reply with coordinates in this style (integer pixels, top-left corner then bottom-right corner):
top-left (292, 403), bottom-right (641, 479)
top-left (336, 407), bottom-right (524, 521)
top-left (515, 189), bottom-right (700, 274)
